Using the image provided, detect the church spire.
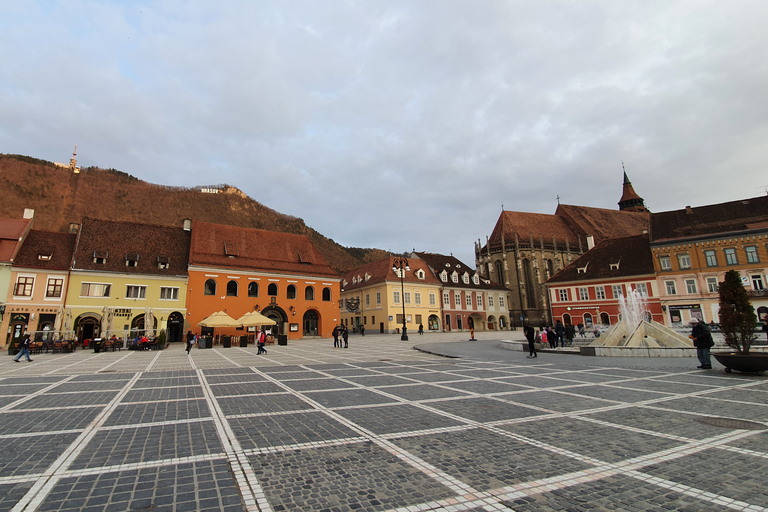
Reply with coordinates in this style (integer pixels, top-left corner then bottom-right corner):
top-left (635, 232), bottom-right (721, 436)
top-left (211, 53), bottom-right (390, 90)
top-left (618, 163), bottom-right (647, 212)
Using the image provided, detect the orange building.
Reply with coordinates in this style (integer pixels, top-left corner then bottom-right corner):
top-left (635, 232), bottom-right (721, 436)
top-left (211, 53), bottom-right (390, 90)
top-left (186, 221), bottom-right (340, 341)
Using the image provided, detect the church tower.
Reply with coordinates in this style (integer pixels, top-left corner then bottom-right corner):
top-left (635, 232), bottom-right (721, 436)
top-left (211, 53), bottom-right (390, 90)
top-left (618, 169), bottom-right (647, 212)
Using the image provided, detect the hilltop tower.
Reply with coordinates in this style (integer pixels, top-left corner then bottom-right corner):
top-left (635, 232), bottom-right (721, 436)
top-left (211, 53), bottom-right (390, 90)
top-left (69, 145), bottom-right (80, 173)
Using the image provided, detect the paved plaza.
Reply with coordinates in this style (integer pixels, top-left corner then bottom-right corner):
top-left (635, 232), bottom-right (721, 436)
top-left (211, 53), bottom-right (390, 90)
top-left (1, 332), bottom-right (766, 512)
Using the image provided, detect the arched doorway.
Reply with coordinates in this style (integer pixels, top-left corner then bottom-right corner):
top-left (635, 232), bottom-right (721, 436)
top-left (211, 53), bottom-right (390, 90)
top-left (130, 314), bottom-right (157, 336)
top-left (167, 312), bottom-right (184, 343)
top-left (487, 315), bottom-right (496, 330)
top-left (7, 313), bottom-right (29, 347)
top-left (498, 316), bottom-right (508, 329)
top-left (428, 314), bottom-right (440, 331)
top-left (76, 315), bottom-right (100, 343)
top-left (600, 312), bottom-right (610, 325)
top-left (583, 313), bottom-right (593, 328)
top-left (261, 306), bottom-right (287, 335)
top-left (469, 313), bottom-right (485, 331)
top-left (563, 313), bottom-right (572, 326)
top-left (303, 310), bottom-right (319, 337)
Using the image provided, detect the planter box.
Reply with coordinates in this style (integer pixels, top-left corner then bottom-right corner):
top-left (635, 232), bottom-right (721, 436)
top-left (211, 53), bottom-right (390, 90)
top-left (239, 336), bottom-right (248, 348)
top-left (221, 336), bottom-right (231, 348)
top-left (713, 352), bottom-right (768, 373)
top-left (278, 334), bottom-right (288, 346)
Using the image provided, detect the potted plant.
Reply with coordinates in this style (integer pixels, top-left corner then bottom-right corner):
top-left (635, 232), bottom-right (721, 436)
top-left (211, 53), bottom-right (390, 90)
top-left (712, 270), bottom-right (768, 373)
top-left (157, 330), bottom-right (167, 350)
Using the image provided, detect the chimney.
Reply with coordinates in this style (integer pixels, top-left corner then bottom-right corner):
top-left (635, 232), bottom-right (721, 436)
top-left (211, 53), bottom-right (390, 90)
top-left (685, 206), bottom-right (693, 214)
top-left (586, 235), bottom-right (595, 250)
top-left (23, 209), bottom-right (35, 219)
top-left (69, 223), bottom-right (80, 233)
top-left (183, 219), bottom-right (192, 231)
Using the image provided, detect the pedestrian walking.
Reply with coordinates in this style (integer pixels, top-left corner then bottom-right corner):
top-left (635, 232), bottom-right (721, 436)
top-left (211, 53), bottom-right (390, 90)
top-left (360, 325), bottom-right (365, 336)
top-left (524, 324), bottom-right (537, 358)
top-left (564, 323), bottom-right (576, 347)
top-left (13, 334), bottom-right (33, 362)
top-left (342, 324), bottom-right (349, 348)
top-left (689, 317), bottom-right (713, 369)
top-left (540, 328), bottom-right (548, 348)
top-left (418, 324), bottom-right (424, 335)
top-left (332, 326), bottom-right (340, 348)
top-left (257, 329), bottom-right (267, 355)
top-left (186, 330), bottom-right (194, 354)
top-left (555, 320), bottom-right (565, 348)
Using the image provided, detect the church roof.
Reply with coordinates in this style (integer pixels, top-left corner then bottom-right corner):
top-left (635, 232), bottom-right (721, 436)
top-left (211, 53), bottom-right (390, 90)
top-left (489, 210), bottom-right (577, 249)
top-left (555, 204), bottom-right (649, 242)
top-left (619, 171), bottom-right (644, 204)
top-left (546, 234), bottom-right (654, 284)
top-left (650, 195), bottom-right (768, 242)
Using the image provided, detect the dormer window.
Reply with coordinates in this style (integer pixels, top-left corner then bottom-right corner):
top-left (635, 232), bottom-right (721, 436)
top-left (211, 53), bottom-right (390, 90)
top-left (440, 271), bottom-right (448, 282)
top-left (577, 262), bottom-right (589, 274)
top-left (157, 256), bottom-right (170, 269)
top-left (38, 252), bottom-right (53, 261)
top-left (224, 242), bottom-right (238, 257)
top-left (462, 273), bottom-right (469, 284)
top-left (473, 275), bottom-right (479, 285)
top-left (93, 250), bottom-right (108, 264)
top-left (364, 272), bottom-right (371, 282)
top-left (609, 260), bottom-right (621, 270)
top-left (451, 272), bottom-right (459, 283)
top-left (125, 253), bottom-right (139, 267)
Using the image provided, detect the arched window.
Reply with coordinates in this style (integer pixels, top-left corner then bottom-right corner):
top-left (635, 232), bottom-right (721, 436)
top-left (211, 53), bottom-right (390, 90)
top-left (305, 286), bottom-right (315, 300)
top-left (287, 285), bottom-right (296, 300)
top-left (584, 313), bottom-right (593, 327)
top-left (494, 260), bottom-right (505, 285)
top-left (322, 287), bottom-right (331, 301)
top-left (226, 280), bottom-right (238, 297)
top-left (546, 259), bottom-right (554, 278)
top-left (268, 283), bottom-right (278, 296)
top-left (204, 279), bottom-right (217, 296)
top-left (248, 282), bottom-right (258, 297)
top-left (522, 259), bottom-right (536, 309)
top-left (563, 313), bottom-right (572, 325)
top-left (600, 312), bottom-right (610, 325)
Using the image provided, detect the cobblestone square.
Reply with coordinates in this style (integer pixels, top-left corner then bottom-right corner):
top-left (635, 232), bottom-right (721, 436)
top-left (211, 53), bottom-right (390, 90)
top-left (0, 333), bottom-right (765, 511)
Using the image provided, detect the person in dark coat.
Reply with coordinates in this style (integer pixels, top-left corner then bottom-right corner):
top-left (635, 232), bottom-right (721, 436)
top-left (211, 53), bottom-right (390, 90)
top-left (342, 325), bottom-right (349, 348)
top-left (689, 317), bottom-right (713, 369)
top-left (564, 323), bottom-right (576, 347)
top-left (360, 325), bottom-right (365, 336)
top-left (186, 330), bottom-right (195, 355)
top-left (524, 324), bottom-right (537, 358)
top-left (554, 320), bottom-right (565, 348)
top-left (332, 326), bottom-right (340, 348)
top-left (13, 334), bottom-right (33, 362)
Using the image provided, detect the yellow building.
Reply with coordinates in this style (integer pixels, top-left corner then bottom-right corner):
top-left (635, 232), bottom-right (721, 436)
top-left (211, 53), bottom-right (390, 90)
top-left (65, 218), bottom-right (191, 343)
top-left (340, 257), bottom-right (443, 335)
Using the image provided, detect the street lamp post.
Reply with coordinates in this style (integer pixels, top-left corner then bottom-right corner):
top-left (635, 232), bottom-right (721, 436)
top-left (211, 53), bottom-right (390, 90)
top-left (392, 257), bottom-right (409, 341)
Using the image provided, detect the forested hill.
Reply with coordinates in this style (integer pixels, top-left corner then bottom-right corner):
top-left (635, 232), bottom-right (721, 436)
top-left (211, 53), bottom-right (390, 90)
top-left (0, 154), bottom-right (390, 273)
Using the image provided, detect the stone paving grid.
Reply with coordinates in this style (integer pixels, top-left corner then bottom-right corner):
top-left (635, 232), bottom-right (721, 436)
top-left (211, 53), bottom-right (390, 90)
top-left (0, 334), bottom-right (763, 512)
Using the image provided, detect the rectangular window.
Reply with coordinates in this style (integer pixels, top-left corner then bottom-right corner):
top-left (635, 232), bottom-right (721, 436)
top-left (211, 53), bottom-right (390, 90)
top-left (636, 283), bottom-right (649, 296)
top-left (665, 280), bottom-right (677, 295)
top-left (396, 314), bottom-right (403, 324)
top-left (376, 291), bottom-right (381, 305)
top-left (612, 285), bottom-right (623, 298)
top-left (752, 274), bottom-right (765, 290)
top-left (499, 296), bottom-right (505, 308)
top-left (443, 292), bottom-right (450, 306)
top-left (746, 246), bottom-right (759, 263)
top-left (365, 294), bottom-right (370, 307)
top-left (160, 287), bottom-right (179, 300)
top-left (707, 277), bottom-right (718, 293)
top-left (704, 250), bottom-right (718, 267)
top-left (659, 255), bottom-right (671, 271)
top-left (488, 296), bottom-right (494, 307)
top-left (126, 285), bottom-right (146, 299)
top-left (559, 289), bottom-right (568, 301)
top-left (677, 254), bottom-right (691, 269)
top-left (414, 291), bottom-right (421, 305)
top-left (579, 287), bottom-right (589, 301)
top-left (404, 291), bottom-right (411, 305)
top-left (415, 314), bottom-right (422, 325)
top-left (476, 295), bottom-right (483, 307)
top-left (363, 316), bottom-right (367, 325)
top-left (685, 279), bottom-right (697, 294)
top-left (81, 283), bottom-right (111, 297)
top-left (429, 292), bottom-right (436, 306)
top-left (595, 287), bottom-right (606, 300)
top-left (725, 248), bottom-right (738, 265)
top-left (14, 276), bottom-right (34, 297)
top-left (454, 292), bottom-right (461, 307)
top-left (46, 278), bottom-right (64, 298)
top-left (393, 290), bottom-right (400, 304)
top-left (466, 295), bottom-right (472, 306)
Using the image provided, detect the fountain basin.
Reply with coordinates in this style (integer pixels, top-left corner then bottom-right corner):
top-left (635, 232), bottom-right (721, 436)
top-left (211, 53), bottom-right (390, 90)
top-left (580, 346), bottom-right (697, 357)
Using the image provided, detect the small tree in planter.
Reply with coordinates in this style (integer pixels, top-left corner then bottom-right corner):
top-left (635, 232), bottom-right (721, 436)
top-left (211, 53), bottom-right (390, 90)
top-left (157, 330), bottom-right (167, 350)
top-left (718, 270), bottom-right (757, 354)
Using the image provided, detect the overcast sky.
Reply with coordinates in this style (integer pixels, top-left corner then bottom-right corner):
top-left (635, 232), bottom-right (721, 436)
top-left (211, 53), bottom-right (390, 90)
top-left (2, 1), bottom-right (768, 267)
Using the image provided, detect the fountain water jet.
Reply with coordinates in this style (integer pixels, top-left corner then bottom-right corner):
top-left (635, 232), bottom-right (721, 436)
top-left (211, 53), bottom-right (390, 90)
top-left (582, 289), bottom-right (694, 356)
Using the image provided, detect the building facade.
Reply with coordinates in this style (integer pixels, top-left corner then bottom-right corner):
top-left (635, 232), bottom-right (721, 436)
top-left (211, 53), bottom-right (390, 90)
top-left (547, 234), bottom-right (663, 328)
top-left (65, 218), bottom-right (191, 343)
top-left (650, 196), bottom-right (768, 325)
top-left (476, 174), bottom-right (650, 327)
top-left (0, 213), bottom-right (35, 347)
top-left (186, 221), bottom-right (340, 341)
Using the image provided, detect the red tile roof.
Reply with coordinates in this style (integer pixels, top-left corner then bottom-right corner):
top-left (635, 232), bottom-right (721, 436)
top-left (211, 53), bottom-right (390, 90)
top-left (650, 195), bottom-right (768, 242)
top-left (340, 256), bottom-right (442, 291)
top-left (555, 204), bottom-right (649, 242)
top-left (489, 211), bottom-right (577, 249)
top-left (0, 218), bottom-right (33, 263)
top-left (412, 251), bottom-right (506, 291)
top-left (547, 234), bottom-right (654, 284)
top-left (13, 230), bottom-right (76, 270)
top-left (189, 221), bottom-right (338, 278)
top-left (73, 218), bottom-right (190, 275)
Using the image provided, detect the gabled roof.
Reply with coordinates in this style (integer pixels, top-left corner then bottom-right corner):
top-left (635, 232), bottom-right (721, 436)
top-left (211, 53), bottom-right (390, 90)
top-left (13, 230), bottom-right (76, 270)
top-left (412, 251), bottom-right (506, 291)
top-left (340, 256), bottom-right (442, 292)
top-left (555, 204), bottom-right (649, 243)
top-left (650, 195), bottom-right (768, 242)
top-left (189, 220), bottom-right (338, 279)
top-left (73, 218), bottom-right (190, 275)
top-left (546, 234), bottom-right (654, 284)
top-left (489, 210), bottom-right (578, 249)
top-left (0, 217), bottom-right (33, 263)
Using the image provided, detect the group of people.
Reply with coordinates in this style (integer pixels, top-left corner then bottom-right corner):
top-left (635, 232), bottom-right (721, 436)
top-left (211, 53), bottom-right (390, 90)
top-left (522, 321), bottom-right (577, 358)
top-left (184, 329), bottom-right (270, 354)
top-left (332, 325), bottom-right (349, 348)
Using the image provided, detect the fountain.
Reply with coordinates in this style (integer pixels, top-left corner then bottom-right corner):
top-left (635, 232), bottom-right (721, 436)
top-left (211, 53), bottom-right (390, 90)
top-left (580, 289), bottom-right (695, 357)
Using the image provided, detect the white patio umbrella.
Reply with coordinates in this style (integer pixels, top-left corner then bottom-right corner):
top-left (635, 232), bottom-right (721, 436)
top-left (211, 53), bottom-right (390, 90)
top-left (236, 311), bottom-right (277, 327)
top-left (63, 308), bottom-right (73, 333)
top-left (53, 306), bottom-right (64, 332)
top-left (144, 307), bottom-right (155, 337)
top-left (101, 305), bottom-right (110, 336)
top-left (198, 311), bottom-right (241, 328)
